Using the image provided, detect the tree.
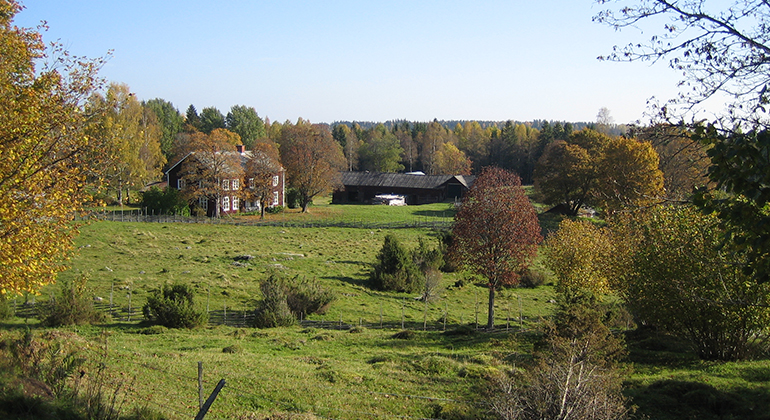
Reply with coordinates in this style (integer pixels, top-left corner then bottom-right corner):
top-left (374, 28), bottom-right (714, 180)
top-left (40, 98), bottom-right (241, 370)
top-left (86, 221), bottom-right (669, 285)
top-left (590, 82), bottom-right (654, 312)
top-left (594, 0), bottom-right (770, 123)
top-left (370, 234), bottom-right (422, 293)
top-left (451, 167), bottom-right (542, 329)
top-left (456, 121), bottom-right (491, 174)
top-left (491, 289), bottom-right (629, 420)
top-left (0, 0), bottom-right (106, 295)
top-left (418, 121), bottom-right (450, 175)
top-left (634, 123), bottom-right (711, 200)
top-left (534, 140), bottom-right (595, 215)
top-left (534, 129), bottom-right (664, 215)
top-left (278, 122), bottom-right (345, 212)
top-left (609, 205), bottom-right (770, 360)
top-left (693, 126), bottom-right (770, 283)
top-left (184, 104), bottom-right (202, 132)
top-left (593, 135), bottom-right (664, 213)
top-left (144, 98), bottom-right (184, 161)
top-left (244, 141), bottom-right (282, 219)
top-left (89, 83), bottom-right (165, 205)
top-left (226, 105), bottom-right (266, 148)
top-left (358, 124), bottom-right (404, 173)
top-left (433, 142), bottom-right (472, 175)
top-left (544, 219), bottom-right (616, 294)
top-left (179, 130), bottom-right (243, 217)
top-left (199, 106), bottom-right (226, 134)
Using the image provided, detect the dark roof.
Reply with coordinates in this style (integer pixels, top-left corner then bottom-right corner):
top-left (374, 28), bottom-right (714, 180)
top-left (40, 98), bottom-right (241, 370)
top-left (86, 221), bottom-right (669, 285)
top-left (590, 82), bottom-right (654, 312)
top-left (340, 172), bottom-right (475, 190)
top-left (166, 150), bottom-right (283, 175)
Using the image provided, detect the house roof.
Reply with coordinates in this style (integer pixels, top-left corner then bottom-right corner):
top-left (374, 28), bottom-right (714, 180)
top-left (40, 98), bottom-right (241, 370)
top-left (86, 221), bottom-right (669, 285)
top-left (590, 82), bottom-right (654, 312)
top-left (166, 150), bottom-right (283, 175)
top-left (340, 171), bottom-right (475, 190)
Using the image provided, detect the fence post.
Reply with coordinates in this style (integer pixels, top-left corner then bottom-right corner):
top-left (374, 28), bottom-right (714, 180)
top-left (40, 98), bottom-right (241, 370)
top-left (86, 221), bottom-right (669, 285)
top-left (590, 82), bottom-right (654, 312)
top-left (127, 292), bottom-right (132, 322)
top-left (194, 379), bottom-right (226, 420)
top-left (198, 361), bottom-right (204, 410)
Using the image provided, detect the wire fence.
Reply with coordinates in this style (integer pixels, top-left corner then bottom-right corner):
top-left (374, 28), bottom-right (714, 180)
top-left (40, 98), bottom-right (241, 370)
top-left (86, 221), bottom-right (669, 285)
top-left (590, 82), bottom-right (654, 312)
top-left (79, 344), bottom-right (496, 420)
top-left (77, 209), bottom-right (454, 230)
top-left (12, 293), bottom-right (543, 334)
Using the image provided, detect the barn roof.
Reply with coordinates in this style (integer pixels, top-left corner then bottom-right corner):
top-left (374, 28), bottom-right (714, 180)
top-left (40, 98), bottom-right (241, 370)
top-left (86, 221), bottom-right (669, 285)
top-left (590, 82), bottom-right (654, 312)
top-left (340, 172), bottom-right (475, 190)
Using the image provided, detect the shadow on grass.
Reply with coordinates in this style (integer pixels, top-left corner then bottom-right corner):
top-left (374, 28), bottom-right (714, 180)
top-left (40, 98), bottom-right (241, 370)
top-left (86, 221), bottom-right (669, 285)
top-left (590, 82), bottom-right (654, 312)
top-left (626, 379), bottom-right (770, 420)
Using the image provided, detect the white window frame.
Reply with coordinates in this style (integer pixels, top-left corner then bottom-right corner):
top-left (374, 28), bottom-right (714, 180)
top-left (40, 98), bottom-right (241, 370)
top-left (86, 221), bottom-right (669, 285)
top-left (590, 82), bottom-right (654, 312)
top-left (232, 196), bottom-right (239, 211)
top-left (273, 191), bottom-right (279, 206)
top-left (272, 175), bottom-right (279, 187)
top-left (222, 196), bottom-right (230, 212)
top-left (248, 178), bottom-right (255, 189)
top-left (199, 197), bottom-right (208, 210)
top-left (222, 179), bottom-right (230, 191)
top-left (178, 179), bottom-right (185, 190)
top-left (232, 179), bottom-right (239, 190)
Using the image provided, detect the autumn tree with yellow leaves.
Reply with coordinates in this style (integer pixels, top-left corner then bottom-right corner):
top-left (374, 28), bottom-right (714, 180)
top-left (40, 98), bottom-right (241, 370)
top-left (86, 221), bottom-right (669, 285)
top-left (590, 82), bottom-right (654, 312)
top-left (0, 0), bottom-right (106, 295)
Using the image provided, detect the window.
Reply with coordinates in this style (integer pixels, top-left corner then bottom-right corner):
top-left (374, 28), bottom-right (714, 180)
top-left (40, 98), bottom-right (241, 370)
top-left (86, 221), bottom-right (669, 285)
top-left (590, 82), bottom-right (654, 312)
top-left (232, 179), bottom-right (239, 190)
top-left (222, 196), bottom-right (230, 211)
top-left (232, 196), bottom-right (239, 211)
top-left (222, 179), bottom-right (230, 191)
top-left (273, 191), bottom-right (279, 206)
top-left (178, 179), bottom-right (185, 190)
top-left (272, 175), bottom-right (279, 187)
top-left (199, 197), bottom-right (208, 210)
top-left (248, 178), bottom-right (255, 189)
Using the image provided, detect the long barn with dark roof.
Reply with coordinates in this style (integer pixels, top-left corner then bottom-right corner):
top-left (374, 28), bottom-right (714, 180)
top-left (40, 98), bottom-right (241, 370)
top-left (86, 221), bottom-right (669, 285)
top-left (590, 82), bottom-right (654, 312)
top-left (333, 172), bottom-right (475, 205)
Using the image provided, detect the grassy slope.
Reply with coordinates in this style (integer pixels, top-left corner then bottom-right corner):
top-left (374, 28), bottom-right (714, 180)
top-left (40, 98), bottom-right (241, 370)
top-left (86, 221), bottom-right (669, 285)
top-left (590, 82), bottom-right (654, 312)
top-left (3, 200), bottom-right (555, 419)
top-left (3, 198), bottom-right (770, 419)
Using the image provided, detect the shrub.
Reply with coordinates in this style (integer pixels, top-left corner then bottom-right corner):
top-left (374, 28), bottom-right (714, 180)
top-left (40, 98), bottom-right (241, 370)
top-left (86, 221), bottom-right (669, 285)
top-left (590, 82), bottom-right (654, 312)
top-left (370, 234), bottom-right (421, 292)
top-left (38, 276), bottom-right (107, 327)
top-left (252, 273), bottom-right (335, 328)
top-left (142, 283), bottom-right (208, 329)
top-left (252, 274), bottom-right (297, 328)
top-left (285, 187), bottom-right (301, 209)
top-left (490, 288), bottom-right (629, 420)
top-left (140, 186), bottom-right (190, 216)
top-left (611, 206), bottom-right (770, 360)
top-left (519, 268), bottom-right (548, 288)
top-left (265, 205), bottom-right (284, 214)
top-left (284, 276), bottom-right (335, 316)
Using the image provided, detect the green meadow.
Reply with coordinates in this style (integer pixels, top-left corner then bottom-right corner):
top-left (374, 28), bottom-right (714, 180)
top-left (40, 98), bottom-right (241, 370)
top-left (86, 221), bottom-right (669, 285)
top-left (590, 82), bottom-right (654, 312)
top-left (2, 199), bottom-right (769, 419)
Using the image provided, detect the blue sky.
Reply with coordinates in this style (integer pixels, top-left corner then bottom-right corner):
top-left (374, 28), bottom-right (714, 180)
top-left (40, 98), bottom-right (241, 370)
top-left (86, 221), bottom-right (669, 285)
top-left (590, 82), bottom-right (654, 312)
top-left (14, 0), bottom-right (704, 124)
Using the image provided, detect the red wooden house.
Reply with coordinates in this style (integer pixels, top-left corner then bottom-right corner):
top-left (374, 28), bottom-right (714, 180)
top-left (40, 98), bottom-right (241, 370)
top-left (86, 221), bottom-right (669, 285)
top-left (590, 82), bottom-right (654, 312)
top-left (165, 145), bottom-right (285, 217)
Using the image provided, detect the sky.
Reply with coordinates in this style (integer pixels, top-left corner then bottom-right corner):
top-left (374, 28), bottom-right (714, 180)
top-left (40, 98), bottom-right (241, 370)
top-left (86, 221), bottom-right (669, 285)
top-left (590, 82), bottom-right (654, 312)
top-left (13, 0), bottom-right (708, 125)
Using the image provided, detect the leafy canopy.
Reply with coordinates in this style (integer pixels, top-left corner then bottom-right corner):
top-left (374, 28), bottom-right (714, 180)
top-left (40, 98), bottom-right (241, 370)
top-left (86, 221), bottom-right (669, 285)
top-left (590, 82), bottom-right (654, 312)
top-left (0, 0), bottom-right (106, 295)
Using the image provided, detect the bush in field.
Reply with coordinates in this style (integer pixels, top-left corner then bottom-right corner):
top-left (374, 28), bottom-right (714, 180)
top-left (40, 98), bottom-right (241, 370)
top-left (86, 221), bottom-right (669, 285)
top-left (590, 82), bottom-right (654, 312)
top-left (610, 205), bottom-right (770, 361)
top-left (518, 268), bottom-right (549, 289)
top-left (491, 288), bottom-right (629, 420)
top-left (139, 186), bottom-right (190, 215)
top-left (252, 273), bottom-right (297, 328)
top-left (252, 272), bottom-right (335, 328)
top-left (370, 234), bottom-right (422, 293)
top-left (142, 283), bottom-right (208, 329)
top-left (38, 276), bottom-right (107, 327)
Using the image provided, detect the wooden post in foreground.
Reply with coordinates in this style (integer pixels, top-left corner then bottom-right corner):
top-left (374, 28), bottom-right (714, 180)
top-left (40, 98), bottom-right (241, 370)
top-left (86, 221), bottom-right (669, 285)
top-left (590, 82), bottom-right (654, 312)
top-left (194, 379), bottom-right (225, 420)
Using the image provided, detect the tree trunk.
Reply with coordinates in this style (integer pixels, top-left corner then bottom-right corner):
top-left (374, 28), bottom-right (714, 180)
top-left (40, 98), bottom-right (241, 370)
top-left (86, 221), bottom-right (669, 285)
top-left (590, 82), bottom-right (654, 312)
top-left (487, 285), bottom-right (496, 330)
top-left (301, 195), bottom-right (311, 213)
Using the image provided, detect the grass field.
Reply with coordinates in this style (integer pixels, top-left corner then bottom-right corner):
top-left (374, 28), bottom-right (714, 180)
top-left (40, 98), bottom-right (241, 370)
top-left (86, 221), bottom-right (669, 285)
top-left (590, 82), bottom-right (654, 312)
top-left (2, 198), bottom-right (770, 420)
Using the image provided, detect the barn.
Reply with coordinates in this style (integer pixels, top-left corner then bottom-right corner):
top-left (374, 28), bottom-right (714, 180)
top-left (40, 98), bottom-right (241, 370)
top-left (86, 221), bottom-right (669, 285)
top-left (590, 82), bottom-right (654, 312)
top-left (333, 172), bottom-right (475, 205)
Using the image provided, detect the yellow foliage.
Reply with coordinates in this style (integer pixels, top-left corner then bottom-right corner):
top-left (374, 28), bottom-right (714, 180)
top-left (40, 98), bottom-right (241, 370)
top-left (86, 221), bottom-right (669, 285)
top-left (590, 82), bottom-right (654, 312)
top-left (0, 1), bottom-right (104, 295)
top-left (544, 219), bottom-right (615, 294)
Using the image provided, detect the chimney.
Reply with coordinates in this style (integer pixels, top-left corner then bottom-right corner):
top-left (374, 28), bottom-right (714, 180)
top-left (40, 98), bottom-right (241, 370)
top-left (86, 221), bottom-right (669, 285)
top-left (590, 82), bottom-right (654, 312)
top-left (236, 145), bottom-right (245, 154)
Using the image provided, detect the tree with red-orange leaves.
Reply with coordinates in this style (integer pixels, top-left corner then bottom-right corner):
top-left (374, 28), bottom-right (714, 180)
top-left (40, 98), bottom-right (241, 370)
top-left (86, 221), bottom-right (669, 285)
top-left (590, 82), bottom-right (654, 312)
top-left (451, 167), bottom-right (542, 329)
